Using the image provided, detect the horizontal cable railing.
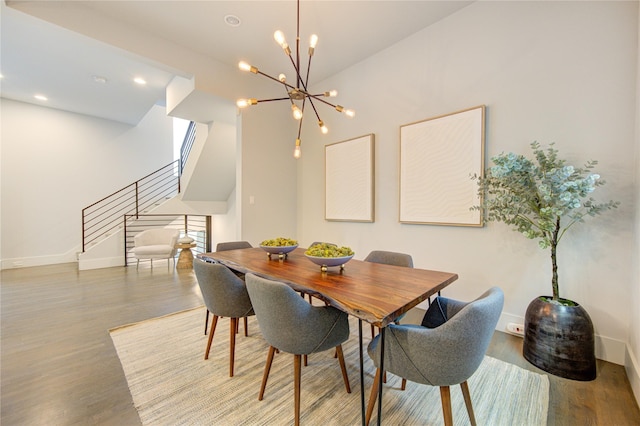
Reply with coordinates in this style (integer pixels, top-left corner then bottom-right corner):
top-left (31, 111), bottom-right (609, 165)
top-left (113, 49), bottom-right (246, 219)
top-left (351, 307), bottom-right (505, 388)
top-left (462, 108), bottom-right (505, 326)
top-left (124, 214), bottom-right (211, 266)
top-left (180, 121), bottom-right (196, 174)
top-left (82, 161), bottom-right (180, 252)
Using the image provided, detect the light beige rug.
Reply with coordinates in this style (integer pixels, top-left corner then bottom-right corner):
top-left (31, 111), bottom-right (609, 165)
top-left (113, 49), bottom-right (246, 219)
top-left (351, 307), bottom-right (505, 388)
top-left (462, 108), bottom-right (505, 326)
top-left (110, 307), bottom-right (549, 425)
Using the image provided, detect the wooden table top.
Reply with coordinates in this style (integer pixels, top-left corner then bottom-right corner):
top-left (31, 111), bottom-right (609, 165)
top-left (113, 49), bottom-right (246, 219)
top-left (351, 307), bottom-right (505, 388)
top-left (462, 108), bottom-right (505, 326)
top-left (199, 247), bottom-right (458, 327)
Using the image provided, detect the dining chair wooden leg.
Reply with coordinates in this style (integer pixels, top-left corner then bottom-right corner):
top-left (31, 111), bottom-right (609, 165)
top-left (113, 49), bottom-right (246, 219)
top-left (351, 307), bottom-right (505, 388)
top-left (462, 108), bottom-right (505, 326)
top-left (294, 354), bottom-right (302, 426)
top-left (243, 316), bottom-right (249, 337)
top-left (229, 317), bottom-right (237, 377)
top-left (259, 346), bottom-right (276, 400)
top-left (460, 381), bottom-right (477, 426)
top-left (204, 310), bottom-right (210, 335)
top-left (440, 386), bottom-right (454, 426)
top-left (303, 354), bottom-right (308, 366)
top-left (204, 315), bottom-right (219, 360)
top-left (370, 324), bottom-right (375, 339)
top-left (335, 345), bottom-right (351, 393)
top-left (365, 368), bottom-right (381, 426)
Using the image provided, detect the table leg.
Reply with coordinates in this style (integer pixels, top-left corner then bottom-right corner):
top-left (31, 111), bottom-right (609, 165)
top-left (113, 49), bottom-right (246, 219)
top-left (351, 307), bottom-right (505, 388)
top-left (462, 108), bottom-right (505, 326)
top-left (377, 327), bottom-right (385, 426)
top-left (359, 319), bottom-right (365, 426)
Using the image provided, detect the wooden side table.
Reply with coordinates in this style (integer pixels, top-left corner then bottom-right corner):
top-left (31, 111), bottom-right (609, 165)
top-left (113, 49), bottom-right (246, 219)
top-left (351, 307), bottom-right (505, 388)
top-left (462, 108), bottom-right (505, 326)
top-left (176, 243), bottom-right (197, 269)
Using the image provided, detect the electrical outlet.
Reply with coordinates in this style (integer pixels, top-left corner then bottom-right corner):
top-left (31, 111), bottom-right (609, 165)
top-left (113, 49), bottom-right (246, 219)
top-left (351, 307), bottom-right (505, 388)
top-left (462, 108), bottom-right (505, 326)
top-left (507, 322), bottom-right (525, 336)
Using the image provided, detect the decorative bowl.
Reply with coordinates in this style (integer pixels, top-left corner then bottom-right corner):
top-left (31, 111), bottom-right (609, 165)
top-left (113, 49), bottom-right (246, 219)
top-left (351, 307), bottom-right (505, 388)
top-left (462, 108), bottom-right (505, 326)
top-left (260, 244), bottom-right (298, 259)
top-left (305, 254), bottom-right (354, 272)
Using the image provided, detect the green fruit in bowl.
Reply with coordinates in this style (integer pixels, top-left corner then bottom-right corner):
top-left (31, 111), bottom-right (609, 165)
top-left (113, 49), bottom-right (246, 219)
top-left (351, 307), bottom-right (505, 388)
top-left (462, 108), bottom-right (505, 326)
top-left (305, 243), bottom-right (354, 258)
top-left (260, 237), bottom-right (298, 247)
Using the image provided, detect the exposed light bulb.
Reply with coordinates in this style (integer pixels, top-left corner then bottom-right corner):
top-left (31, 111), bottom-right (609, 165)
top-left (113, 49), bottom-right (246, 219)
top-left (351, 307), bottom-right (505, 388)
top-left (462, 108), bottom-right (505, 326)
top-left (238, 61), bottom-right (258, 73)
top-left (309, 34), bottom-right (318, 56)
top-left (318, 120), bottom-right (328, 134)
top-left (274, 30), bottom-right (286, 47)
top-left (293, 139), bottom-right (302, 159)
top-left (278, 74), bottom-right (287, 83)
top-left (291, 104), bottom-right (303, 120)
top-left (237, 98), bottom-right (257, 108)
top-left (324, 90), bottom-right (338, 97)
top-left (274, 30), bottom-right (291, 55)
top-left (336, 105), bottom-right (355, 118)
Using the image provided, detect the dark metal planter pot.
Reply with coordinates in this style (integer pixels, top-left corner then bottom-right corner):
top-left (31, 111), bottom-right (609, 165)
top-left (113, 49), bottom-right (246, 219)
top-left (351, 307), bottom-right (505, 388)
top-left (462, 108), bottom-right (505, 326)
top-left (523, 296), bottom-right (596, 381)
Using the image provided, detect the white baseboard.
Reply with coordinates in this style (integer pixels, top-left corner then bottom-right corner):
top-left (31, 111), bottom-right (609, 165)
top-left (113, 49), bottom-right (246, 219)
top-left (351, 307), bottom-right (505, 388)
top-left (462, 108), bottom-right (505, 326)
top-left (1, 252), bottom-right (77, 270)
top-left (626, 345), bottom-right (640, 408)
top-left (78, 256), bottom-right (125, 271)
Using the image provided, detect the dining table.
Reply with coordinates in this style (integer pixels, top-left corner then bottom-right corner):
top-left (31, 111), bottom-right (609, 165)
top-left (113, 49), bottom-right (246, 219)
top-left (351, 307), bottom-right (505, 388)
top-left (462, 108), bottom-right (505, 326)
top-left (198, 247), bottom-right (459, 425)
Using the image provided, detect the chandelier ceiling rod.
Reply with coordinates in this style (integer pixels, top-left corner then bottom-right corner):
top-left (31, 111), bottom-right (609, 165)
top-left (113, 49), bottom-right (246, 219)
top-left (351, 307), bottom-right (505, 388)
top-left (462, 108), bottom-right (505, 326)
top-left (236, 0), bottom-right (355, 159)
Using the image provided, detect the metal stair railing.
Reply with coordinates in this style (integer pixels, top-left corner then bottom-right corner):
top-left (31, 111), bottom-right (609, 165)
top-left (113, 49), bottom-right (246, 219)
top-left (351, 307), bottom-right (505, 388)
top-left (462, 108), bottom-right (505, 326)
top-left (124, 214), bottom-right (211, 266)
top-left (180, 121), bottom-right (196, 174)
top-left (81, 161), bottom-right (180, 252)
top-left (81, 121), bottom-right (197, 253)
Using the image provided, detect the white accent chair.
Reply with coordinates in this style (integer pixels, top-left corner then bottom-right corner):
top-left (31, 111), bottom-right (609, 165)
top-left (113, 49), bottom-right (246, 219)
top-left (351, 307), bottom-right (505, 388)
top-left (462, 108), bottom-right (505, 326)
top-left (133, 228), bottom-right (180, 269)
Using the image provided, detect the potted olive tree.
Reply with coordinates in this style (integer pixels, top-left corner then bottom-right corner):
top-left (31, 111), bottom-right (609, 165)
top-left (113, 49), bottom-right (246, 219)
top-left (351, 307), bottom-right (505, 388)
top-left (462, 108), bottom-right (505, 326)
top-left (474, 142), bottom-right (618, 380)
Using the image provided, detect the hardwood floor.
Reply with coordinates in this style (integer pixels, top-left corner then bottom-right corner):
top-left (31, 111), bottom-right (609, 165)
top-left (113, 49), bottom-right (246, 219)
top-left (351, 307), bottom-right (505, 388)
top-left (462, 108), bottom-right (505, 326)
top-left (2, 263), bottom-right (639, 425)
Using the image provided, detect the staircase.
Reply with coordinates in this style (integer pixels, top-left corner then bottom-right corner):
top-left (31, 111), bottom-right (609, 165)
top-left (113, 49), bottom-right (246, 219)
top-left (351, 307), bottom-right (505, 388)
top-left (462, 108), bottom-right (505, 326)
top-left (79, 77), bottom-right (239, 270)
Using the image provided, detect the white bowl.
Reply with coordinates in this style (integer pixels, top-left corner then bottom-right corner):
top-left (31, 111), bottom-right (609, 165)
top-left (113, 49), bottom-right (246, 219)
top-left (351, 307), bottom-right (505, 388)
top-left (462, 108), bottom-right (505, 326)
top-left (305, 254), bottom-right (354, 272)
top-left (259, 244), bottom-right (298, 258)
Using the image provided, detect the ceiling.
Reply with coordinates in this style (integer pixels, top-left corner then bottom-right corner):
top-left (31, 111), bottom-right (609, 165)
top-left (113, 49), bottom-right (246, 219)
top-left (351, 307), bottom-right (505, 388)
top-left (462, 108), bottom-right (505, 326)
top-left (1, 1), bottom-right (473, 125)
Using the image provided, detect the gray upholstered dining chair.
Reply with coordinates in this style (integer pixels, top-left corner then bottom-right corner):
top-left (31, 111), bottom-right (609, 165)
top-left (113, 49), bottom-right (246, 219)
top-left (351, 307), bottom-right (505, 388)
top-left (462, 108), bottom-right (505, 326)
top-left (364, 250), bottom-right (414, 337)
top-left (245, 273), bottom-right (351, 426)
top-left (193, 258), bottom-right (255, 377)
top-left (365, 287), bottom-right (504, 426)
top-left (202, 241), bottom-right (254, 335)
top-left (216, 240), bottom-right (253, 252)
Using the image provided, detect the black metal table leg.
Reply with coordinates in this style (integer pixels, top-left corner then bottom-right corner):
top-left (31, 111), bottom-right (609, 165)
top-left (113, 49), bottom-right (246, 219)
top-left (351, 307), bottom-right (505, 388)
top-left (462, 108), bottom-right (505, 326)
top-left (377, 327), bottom-right (385, 425)
top-left (359, 319), bottom-right (365, 426)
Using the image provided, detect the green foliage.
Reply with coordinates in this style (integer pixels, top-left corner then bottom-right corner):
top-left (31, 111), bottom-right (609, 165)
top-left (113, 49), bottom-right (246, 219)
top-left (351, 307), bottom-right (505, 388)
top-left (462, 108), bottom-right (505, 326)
top-left (473, 142), bottom-right (619, 300)
top-left (305, 243), bottom-right (354, 258)
top-left (260, 237), bottom-right (298, 247)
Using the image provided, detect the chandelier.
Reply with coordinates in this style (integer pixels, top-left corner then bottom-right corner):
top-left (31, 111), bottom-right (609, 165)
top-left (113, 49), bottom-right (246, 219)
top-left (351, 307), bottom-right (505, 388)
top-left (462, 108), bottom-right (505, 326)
top-left (236, 0), bottom-right (354, 159)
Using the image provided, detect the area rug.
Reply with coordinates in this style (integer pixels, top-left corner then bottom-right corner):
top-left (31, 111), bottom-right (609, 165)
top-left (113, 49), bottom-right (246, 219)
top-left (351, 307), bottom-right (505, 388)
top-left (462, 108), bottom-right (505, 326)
top-left (110, 307), bottom-right (549, 425)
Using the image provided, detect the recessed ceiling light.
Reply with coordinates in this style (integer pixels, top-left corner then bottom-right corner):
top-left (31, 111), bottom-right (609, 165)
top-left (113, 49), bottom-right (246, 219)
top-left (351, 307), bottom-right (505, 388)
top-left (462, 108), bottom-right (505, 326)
top-left (34, 94), bottom-right (48, 101)
top-left (92, 75), bottom-right (108, 84)
top-left (224, 14), bottom-right (241, 27)
top-left (134, 77), bottom-right (147, 85)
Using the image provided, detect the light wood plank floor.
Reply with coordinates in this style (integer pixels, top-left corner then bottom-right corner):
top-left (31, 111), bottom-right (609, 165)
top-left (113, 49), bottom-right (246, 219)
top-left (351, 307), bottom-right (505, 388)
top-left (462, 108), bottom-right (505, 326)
top-left (2, 263), bottom-right (639, 425)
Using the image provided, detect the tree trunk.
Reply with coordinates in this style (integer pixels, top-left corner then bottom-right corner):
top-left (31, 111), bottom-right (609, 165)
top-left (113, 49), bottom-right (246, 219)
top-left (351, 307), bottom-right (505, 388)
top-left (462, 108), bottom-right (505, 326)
top-left (551, 217), bottom-right (560, 300)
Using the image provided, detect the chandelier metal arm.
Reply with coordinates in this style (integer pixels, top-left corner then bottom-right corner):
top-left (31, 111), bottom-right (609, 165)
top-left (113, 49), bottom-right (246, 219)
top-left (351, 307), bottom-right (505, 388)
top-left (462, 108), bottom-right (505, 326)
top-left (254, 97), bottom-right (291, 103)
top-left (306, 94), bottom-right (338, 109)
top-left (256, 69), bottom-right (297, 91)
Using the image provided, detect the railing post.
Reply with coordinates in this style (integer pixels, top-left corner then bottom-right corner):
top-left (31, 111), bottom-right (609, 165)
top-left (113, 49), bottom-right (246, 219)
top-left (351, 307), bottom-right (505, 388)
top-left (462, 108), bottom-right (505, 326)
top-left (206, 215), bottom-right (212, 252)
top-left (82, 210), bottom-right (86, 252)
top-left (135, 182), bottom-right (139, 219)
top-left (184, 215), bottom-right (188, 237)
top-left (123, 215), bottom-right (128, 267)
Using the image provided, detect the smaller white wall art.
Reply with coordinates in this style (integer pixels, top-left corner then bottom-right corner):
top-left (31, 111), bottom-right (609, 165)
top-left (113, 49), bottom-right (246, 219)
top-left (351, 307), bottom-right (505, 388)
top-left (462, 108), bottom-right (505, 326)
top-left (399, 106), bottom-right (485, 226)
top-left (325, 134), bottom-right (375, 222)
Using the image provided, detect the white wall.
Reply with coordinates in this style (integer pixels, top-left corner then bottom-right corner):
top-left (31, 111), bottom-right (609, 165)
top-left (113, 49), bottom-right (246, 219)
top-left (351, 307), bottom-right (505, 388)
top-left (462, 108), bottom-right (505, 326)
top-left (0, 99), bottom-right (173, 268)
top-left (239, 104), bottom-right (298, 245)
top-left (629, 0), bottom-right (640, 408)
top-left (296, 1), bottom-right (638, 366)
